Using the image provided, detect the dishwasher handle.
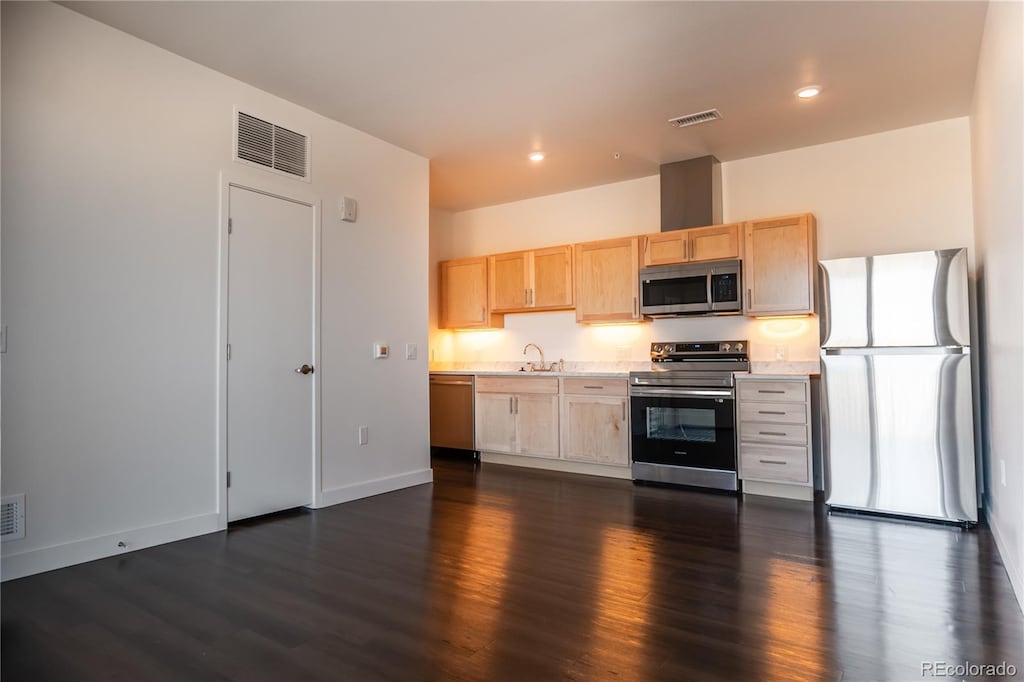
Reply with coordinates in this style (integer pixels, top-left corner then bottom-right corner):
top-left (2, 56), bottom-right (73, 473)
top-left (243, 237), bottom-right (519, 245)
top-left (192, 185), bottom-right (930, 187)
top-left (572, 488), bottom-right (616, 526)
top-left (429, 376), bottom-right (474, 386)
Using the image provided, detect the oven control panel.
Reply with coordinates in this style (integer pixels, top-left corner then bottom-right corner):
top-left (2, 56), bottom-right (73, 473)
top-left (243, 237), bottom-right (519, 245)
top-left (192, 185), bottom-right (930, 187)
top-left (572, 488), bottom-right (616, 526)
top-left (651, 340), bottom-right (747, 362)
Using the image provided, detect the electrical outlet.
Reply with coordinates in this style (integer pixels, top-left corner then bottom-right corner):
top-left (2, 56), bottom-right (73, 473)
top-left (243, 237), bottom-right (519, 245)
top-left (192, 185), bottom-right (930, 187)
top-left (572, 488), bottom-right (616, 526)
top-left (358, 426), bottom-right (369, 446)
top-left (373, 343), bottom-right (389, 359)
top-left (775, 345), bottom-right (788, 361)
top-left (406, 343), bottom-right (418, 360)
top-left (1000, 459), bottom-right (1006, 487)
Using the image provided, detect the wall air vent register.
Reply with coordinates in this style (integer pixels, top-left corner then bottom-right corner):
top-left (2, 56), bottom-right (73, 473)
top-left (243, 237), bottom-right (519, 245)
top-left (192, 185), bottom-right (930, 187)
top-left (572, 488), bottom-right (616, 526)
top-left (235, 111), bottom-right (310, 181)
top-left (1, 494), bottom-right (25, 542)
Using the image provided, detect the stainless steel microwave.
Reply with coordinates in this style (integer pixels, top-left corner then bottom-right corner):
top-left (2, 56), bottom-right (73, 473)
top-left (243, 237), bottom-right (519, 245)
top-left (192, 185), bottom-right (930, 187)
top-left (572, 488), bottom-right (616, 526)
top-left (640, 259), bottom-right (742, 317)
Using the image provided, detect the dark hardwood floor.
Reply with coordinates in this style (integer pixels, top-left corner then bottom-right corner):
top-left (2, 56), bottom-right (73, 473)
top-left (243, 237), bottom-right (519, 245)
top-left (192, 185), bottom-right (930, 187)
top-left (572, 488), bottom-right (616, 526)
top-left (3, 458), bottom-right (1022, 681)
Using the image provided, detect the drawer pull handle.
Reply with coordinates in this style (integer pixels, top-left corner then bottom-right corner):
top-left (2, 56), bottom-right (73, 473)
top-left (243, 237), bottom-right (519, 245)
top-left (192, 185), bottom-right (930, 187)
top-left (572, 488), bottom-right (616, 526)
top-left (760, 431), bottom-right (787, 437)
top-left (583, 385), bottom-right (604, 389)
top-left (758, 410), bottom-right (786, 415)
top-left (758, 389), bottom-right (786, 394)
top-left (759, 459), bottom-right (787, 465)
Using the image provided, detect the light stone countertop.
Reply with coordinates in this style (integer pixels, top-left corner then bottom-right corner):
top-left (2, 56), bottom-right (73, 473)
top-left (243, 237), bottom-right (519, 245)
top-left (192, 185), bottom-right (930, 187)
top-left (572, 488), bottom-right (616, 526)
top-left (745, 360), bottom-right (821, 377)
top-left (429, 359), bottom-right (820, 378)
top-left (429, 360), bottom-right (645, 377)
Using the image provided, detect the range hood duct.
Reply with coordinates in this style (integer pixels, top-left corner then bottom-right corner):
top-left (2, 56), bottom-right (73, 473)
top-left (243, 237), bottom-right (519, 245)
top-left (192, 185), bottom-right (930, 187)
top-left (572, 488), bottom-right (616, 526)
top-left (660, 155), bottom-right (722, 231)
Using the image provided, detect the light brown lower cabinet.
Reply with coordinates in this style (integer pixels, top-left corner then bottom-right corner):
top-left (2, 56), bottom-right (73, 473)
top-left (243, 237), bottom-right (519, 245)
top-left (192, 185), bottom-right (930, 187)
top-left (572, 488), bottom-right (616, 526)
top-left (737, 375), bottom-right (813, 493)
top-left (561, 395), bottom-right (629, 465)
top-left (475, 375), bottom-right (630, 468)
top-left (475, 376), bottom-right (559, 458)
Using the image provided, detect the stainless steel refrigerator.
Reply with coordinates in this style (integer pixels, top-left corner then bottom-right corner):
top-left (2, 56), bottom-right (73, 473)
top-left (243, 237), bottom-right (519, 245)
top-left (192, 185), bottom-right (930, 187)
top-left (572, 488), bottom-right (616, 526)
top-left (819, 248), bottom-right (978, 524)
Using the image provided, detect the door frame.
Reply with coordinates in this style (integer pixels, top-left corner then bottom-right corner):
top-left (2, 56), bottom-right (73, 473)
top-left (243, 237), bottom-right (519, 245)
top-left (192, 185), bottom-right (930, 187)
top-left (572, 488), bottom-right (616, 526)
top-left (216, 170), bottom-right (323, 530)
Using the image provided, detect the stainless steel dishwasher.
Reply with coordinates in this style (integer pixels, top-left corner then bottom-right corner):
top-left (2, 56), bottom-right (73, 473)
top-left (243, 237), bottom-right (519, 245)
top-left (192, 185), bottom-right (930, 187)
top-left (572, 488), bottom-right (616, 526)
top-left (429, 374), bottom-right (477, 456)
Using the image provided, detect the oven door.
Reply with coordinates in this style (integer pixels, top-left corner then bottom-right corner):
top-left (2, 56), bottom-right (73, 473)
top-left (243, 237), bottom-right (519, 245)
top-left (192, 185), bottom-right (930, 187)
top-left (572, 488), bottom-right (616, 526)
top-left (630, 390), bottom-right (736, 471)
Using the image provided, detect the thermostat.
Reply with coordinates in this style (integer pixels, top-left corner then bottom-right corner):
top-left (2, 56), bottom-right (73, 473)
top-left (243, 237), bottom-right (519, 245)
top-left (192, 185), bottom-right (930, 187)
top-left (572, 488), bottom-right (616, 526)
top-left (373, 343), bottom-right (389, 359)
top-left (342, 196), bottom-right (358, 223)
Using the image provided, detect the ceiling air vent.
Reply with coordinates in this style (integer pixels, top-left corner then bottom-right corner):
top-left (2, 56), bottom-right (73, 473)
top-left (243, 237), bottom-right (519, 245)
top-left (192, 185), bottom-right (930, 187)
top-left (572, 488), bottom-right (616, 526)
top-left (1, 494), bottom-right (25, 542)
top-left (235, 111), bottom-right (310, 181)
top-left (668, 109), bottom-right (722, 128)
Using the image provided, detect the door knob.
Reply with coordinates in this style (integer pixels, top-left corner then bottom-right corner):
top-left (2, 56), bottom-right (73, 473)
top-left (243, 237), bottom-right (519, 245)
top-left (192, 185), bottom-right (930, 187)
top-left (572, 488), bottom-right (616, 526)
top-left (295, 364), bottom-right (314, 375)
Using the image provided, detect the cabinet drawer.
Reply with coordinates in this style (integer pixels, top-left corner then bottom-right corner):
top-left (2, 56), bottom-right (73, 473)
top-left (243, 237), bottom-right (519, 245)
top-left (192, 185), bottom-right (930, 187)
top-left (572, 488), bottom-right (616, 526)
top-left (740, 443), bottom-right (809, 484)
top-left (562, 377), bottom-right (628, 397)
top-left (739, 401), bottom-right (807, 424)
top-left (476, 376), bottom-right (559, 394)
top-left (739, 422), bottom-right (809, 446)
top-left (737, 380), bottom-right (807, 403)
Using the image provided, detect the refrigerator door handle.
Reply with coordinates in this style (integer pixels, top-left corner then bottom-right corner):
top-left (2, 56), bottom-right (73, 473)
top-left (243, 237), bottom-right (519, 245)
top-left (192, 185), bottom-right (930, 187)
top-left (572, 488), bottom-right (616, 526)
top-left (822, 346), bottom-right (967, 356)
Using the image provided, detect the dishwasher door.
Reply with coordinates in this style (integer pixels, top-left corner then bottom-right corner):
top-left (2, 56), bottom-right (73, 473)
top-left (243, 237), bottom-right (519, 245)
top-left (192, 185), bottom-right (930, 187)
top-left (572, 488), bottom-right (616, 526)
top-left (429, 374), bottom-right (476, 450)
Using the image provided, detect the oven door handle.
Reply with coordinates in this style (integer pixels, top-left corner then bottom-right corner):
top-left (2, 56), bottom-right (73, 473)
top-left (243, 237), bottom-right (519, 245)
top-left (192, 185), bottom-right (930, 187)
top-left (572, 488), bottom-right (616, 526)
top-left (631, 388), bottom-right (734, 398)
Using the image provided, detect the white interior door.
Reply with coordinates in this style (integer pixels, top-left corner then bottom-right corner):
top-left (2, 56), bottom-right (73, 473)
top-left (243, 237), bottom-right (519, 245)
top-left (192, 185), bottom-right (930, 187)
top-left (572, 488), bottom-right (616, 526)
top-left (227, 185), bottom-right (315, 522)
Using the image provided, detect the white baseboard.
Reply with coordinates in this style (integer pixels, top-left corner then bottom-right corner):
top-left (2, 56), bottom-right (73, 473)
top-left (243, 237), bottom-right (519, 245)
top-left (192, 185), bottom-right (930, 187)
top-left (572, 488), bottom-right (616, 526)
top-left (317, 468), bottom-right (433, 508)
top-left (987, 507), bottom-right (1024, 613)
top-left (742, 480), bottom-right (814, 501)
top-left (480, 452), bottom-right (632, 480)
top-left (1, 512), bottom-right (221, 582)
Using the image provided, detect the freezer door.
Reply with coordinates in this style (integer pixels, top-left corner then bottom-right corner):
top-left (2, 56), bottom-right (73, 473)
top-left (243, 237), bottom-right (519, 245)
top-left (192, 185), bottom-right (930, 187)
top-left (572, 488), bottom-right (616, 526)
top-left (822, 350), bottom-right (977, 522)
top-left (820, 248), bottom-right (970, 348)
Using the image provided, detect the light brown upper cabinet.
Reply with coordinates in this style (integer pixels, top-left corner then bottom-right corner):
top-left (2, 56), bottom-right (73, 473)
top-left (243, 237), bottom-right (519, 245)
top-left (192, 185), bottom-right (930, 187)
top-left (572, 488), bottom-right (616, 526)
top-left (642, 223), bottom-right (742, 267)
top-left (742, 214), bottom-right (817, 316)
top-left (488, 245), bottom-right (574, 313)
top-left (690, 224), bottom-right (743, 262)
top-left (439, 256), bottom-right (504, 329)
top-left (574, 237), bottom-right (641, 323)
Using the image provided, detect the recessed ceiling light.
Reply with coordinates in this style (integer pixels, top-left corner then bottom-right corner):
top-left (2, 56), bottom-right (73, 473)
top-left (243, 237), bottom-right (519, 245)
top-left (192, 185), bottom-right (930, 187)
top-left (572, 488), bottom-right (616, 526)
top-left (796, 86), bottom-right (821, 99)
top-left (528, 152), bottom-right (545, 162)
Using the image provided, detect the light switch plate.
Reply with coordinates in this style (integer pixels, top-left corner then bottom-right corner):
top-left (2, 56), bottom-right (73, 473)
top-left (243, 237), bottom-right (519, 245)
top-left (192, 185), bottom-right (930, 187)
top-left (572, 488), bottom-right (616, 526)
top-left (373, 343), bottom-right (389, 359)
top-left (406, 343), bottom-right (417, 360)
top-left (358, 426), bottom-right (369, 445)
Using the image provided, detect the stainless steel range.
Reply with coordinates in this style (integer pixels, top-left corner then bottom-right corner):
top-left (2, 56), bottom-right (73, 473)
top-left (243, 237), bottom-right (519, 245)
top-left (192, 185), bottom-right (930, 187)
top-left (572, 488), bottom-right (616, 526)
top-left (630, 341), bottom-right (749, 491)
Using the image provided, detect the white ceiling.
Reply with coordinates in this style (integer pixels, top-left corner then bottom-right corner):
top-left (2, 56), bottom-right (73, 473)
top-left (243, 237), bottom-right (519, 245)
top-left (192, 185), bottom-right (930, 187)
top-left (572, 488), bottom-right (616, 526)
top-left (67, 1), bottom-right (988, 211)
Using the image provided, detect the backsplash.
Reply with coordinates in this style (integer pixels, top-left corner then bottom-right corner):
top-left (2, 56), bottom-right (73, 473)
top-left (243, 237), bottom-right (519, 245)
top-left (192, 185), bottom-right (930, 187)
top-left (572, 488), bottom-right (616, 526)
top-left (431, 310), bottom-right (821, 366)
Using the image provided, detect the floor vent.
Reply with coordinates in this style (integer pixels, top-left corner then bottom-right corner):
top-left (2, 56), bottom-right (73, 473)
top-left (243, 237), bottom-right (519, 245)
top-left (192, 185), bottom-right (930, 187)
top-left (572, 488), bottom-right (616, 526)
top-left (235, 111), bottom-right (310, 181)
top-left (1, 494), bottom-right (25, 542)
top-left (669, 108), bottom-right (722, 128)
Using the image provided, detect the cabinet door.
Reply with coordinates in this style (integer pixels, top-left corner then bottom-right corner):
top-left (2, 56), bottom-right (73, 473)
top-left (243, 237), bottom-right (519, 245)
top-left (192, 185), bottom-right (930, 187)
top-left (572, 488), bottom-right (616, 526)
top-left (574, 237), bottom-right (641, 323)
top-left (562, 396), bottom-right (629, 465)
top-left (441, 257), bottom-right (499, 328)
top-left (489, 251), bottom-right (530, 312)
top-left (689, 223), bottom-right (741, 262)
top-left (531, 246), bottom-right (574, 310)
top-left (743, 214), bottom-right (816, 315)
top-left (475, 393), bottom-right (518, 454)
top-left (642, 231), bottom-right (688, 266)
top-left (516, 393), bottom-right (559, 458)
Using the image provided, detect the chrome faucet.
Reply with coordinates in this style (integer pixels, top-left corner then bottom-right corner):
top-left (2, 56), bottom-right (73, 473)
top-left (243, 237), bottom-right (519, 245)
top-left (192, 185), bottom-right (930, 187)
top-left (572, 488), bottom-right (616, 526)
top-left (523, 343), bottom-right (546, 371)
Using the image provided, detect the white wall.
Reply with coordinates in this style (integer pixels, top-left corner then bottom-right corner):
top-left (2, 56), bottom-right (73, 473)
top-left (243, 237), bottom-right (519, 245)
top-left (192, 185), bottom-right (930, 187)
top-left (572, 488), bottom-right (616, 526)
top-left (1, 2), bottom-right (430, 579)
top-left (723, 117), bottom-right (975, 259)
top-left (432, 118), bottom-right (975, 367)
top-left (970, 0), bottom-right (1024, 607)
